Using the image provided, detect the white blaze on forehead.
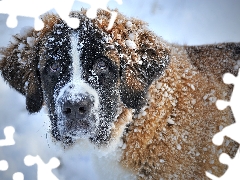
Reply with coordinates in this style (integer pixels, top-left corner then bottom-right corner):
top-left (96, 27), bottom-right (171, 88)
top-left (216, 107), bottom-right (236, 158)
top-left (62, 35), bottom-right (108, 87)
top-left (69, 33), bottom-right (100, 109)
top-left (55, 32), bottom-right (100, 105)
top-left (70, 33), bottom-right (83, 84)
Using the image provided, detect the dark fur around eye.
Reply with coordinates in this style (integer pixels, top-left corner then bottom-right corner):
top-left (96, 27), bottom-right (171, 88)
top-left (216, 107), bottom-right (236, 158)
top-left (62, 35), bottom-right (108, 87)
top-left (50, 63), bottom-right (61, 73)
top-left (93, 57), bottom-right (109, 74)
top-left (98, 61), bottom-right (106, 70)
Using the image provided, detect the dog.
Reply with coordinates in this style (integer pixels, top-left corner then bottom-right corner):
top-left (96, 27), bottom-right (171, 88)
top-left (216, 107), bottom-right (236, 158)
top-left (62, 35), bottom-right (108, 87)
top-left (0, 9), bottom-right (239, 179)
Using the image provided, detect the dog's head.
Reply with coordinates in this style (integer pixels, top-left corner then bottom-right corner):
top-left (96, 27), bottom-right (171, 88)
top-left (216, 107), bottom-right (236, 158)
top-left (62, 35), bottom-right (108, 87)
top-left (0, 11), bottom-right (170, 147)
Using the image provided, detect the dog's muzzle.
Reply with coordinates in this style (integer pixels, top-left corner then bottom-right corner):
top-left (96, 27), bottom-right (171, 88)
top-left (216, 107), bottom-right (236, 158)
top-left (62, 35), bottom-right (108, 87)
top-left (55, 82), bottom-right (100, 138)
top-left (61, 93), bottom-right (97, 133)
top-left (62, 93), bottom-right (94, 120)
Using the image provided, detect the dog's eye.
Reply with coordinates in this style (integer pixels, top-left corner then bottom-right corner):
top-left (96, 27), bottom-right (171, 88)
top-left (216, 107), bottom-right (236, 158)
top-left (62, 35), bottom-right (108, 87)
top-left (94, 58), bottom-right (108, 73)
top-left (50, 63), bottom-right (60, 72)
top-left (97, 61), bottom-right (107, 70)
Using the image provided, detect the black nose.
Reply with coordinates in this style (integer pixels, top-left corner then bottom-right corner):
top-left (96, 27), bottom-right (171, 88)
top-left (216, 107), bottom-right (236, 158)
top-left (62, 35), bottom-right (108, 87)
top-left (62, 94), bottom-right (93, 119)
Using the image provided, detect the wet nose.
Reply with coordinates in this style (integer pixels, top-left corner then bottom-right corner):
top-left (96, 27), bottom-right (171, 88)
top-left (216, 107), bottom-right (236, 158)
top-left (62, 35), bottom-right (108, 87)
top-left (62, 94), bottom-right (93, 119)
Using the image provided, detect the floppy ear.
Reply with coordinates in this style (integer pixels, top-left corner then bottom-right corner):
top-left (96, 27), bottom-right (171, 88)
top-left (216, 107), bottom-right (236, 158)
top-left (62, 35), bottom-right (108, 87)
top-left (0, 30), bottom-right (43, 113)
top-left (120, 31), bottom-right (170, 111)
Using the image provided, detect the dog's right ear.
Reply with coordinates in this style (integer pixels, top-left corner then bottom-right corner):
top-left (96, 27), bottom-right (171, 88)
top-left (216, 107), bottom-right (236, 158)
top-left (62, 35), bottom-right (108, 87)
top-left (0, 28), bottom-right (43, 113)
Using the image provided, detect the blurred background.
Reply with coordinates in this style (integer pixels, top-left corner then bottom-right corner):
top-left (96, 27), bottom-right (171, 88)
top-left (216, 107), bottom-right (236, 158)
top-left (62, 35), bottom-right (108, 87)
top-left (0, 0), bottom-right (240, 179)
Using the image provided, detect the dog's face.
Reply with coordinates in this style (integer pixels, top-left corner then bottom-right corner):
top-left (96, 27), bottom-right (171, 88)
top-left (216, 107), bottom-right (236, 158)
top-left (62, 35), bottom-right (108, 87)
top-left (39, 20), bottom-right (120, 145)
top-left (0, 12), bottom-right (170, 147)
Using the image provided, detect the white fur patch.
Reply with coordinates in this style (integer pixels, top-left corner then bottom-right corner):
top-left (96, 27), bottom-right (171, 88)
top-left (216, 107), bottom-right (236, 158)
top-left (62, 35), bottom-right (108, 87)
top-left (54, 32), bottom-right (100, 138)
top-left (71, 33), bottom-right (83, 86)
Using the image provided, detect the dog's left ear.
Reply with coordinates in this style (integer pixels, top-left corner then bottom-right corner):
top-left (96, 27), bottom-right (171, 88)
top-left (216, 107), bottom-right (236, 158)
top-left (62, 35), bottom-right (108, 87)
top-left (120, 31), bottom-right (170, 111)
top-left (0, 31), bottom-right (43, 113)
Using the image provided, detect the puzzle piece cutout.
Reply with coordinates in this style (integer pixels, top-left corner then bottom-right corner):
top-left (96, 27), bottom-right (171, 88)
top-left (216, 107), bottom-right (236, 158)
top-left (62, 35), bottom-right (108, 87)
top-left (24, 155), bottom-right (60, 180)
top-left (206, 151), bottom-right (240, 180)
top-left (0, 160), bottom-right (8, 171)
top-left (0, 126), bottom-right (15, 147)
top-left (206, 69), bottom-right (240, 179)
top-left (12, 172), bottom-right (24, 180)
top-left (0, 0), bottom-right (122, 30)
top-left (0, 126), bottom-right (60, 180)
top-left (0, 126), bottom-right (25, 180)
top-left (79, 0), bottom-right (122, 30)
top-left (0, 0), bottom-right (79, 30)
top-left (213, 69), bottom-right (240, 145)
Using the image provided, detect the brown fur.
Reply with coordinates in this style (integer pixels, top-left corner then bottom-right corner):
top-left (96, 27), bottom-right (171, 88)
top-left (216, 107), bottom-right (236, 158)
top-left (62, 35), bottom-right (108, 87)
top-left (0, 9), bottom-right (239, 179)
top-left (121, 44), bottom-right (239, 179)
top-left (0, 28), bottom-right (43, 112)
top-left (91, 10), bottom-right (170, 94)
top-left (92, 10), bottom-right (239, 179)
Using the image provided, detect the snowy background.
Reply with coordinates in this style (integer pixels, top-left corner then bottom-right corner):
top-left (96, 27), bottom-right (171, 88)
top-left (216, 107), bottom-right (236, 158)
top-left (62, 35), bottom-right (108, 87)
top-left (0, 0), bottom-right (240, 179)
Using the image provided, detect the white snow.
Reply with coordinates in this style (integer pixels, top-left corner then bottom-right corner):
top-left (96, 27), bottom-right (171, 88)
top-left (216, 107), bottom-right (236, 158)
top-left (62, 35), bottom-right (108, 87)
top-left (219, 125), bottom-right (224, 131)
top-left (18, 43), bottom-right (26, 51)
top-left (125, 39), bottom-right (137, 49)
top-left (177, 144), bottom-right (182, 150)
top-left (209, 96), bottom-right (217, 103)
top-left (167, 118), bottom-right (175, 125)
top-left (24, 81), bottom-right (29, 90)
top-left (128, 33), bottom-right (135, 40)
top-left (27, 37), bottom-right (35, 47)
top-left (191, 99), bottom-right (196, 105)
top-left (160, 159), bottom-right (165, 163)
top-left (48, 37), bottom-right (55, 42)
top-left (19, 26), bottom-right (33, 37)
top-left (125, 21), bottom-right (133, 28)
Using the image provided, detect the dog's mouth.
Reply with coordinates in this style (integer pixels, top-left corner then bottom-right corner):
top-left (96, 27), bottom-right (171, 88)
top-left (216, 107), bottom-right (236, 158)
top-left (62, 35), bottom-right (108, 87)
top-left (53, 105), bottom-right (131, 147)
top-left (55, 117), bottom-right (96, 146)
top-left (54, 89), bottom-right (100, 139)
top-left (54, 104), bottom-right (99, 142)
top-left (60, 113), bottom-right (98, 139)
top-left (65, 118), bottom-right (90, 132)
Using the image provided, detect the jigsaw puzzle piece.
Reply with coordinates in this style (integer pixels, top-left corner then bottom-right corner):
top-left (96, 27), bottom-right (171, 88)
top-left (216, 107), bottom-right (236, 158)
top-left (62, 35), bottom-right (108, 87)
top-left (213, 123), bottom-right (240, 146)
top-left (222, 72), bottom-right (237, 85)
top-left (206, 150), bottom-right (240, 180)
top-left (24, 155), bottom-right (60, 180)
top-left (0, 126), bottom-right (15, 146)
top-left (208, 69), bottom-right (240, 179)
top-left (0, 0), bottom-right (56, 30)
top-left (221, 70), bottom-right (240, 115)
top-left (53, 0), bottom-right (80, 29)
top-left (216, 99), bottom-right (230, 111)
top-left (214, 70), bottom-right (240, 147)
top-left (0, 0), bottom-right (123, 30)
top-left (12, 172), bottom-right (24, 180)
top-left (0, 160), bottom-right (8, 171)
top-left (0, 0), bottom-right (95, 30)
top-left (0, 0), bottom-right (17, 28)
top-left (206, 136), bottom-right (239, 179)
top-left (78, 0), bottom-right (122, 30)
top-left (215, 72), bottom-right (238, 110)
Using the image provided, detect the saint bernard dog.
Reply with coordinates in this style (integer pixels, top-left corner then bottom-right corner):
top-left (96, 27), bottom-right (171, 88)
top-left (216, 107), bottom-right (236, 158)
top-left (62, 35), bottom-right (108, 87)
top-left (0, 9), bottom-right (239, 179)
